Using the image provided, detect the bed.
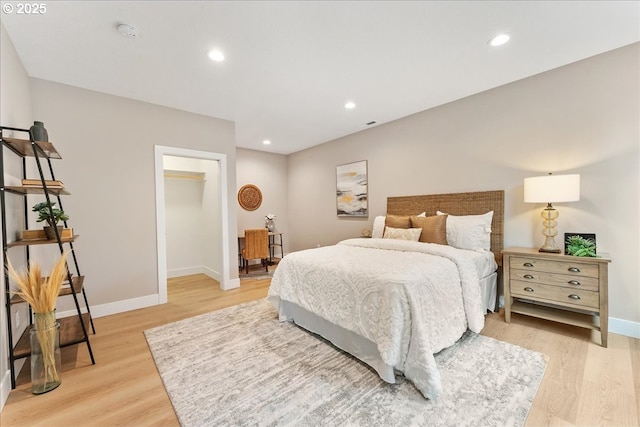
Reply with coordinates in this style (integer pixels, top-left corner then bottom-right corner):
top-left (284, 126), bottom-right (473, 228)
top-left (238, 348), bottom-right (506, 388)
top-left (267, 190), bottom-right (504, 400)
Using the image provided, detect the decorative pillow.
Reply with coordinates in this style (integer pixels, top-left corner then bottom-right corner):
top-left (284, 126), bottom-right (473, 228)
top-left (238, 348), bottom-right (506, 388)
top-left (410, 215), bottom-right (448, 245)
top-left (382, 226), bottom-right (422, 241)
top-left (436, 210), bottom-right (493, 251)
top-left (371, 216), bottom-right (386, 238)
top-left (372, 213), bottom-right (426, 238)
top-left (385, 214), bottom-right (411, 229)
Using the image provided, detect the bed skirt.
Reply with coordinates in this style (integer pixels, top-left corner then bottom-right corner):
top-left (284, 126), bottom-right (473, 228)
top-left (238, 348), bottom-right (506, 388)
top-left (268, 296), bottom-right (397, 384)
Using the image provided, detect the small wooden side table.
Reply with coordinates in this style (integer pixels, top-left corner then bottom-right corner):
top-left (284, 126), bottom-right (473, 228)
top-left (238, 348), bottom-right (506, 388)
top-left (502, 247), bottom-right (611, 347)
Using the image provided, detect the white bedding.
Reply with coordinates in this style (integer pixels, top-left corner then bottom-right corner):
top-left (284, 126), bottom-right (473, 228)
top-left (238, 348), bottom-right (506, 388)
top-left (267, 238), bottom-right (487, 399)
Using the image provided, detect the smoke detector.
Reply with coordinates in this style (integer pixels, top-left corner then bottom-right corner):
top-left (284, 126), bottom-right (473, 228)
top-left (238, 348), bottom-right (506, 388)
top-left (117, 23), bottom-right (138, 38)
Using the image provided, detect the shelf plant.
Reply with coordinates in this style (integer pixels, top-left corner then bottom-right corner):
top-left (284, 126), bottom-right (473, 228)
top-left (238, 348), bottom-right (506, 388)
top-left (32, 201), bottom-right (69, 239)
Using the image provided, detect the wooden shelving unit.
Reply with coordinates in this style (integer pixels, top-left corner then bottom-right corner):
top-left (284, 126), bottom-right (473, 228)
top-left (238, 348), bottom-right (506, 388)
top-left (13, 313), bottom-right (92, 359)
top-left (1, 125), bottom-right (96, 389)
top-left (4, 186), bottom-right (70, 196)
top-left (7, 235), bottom-right (78, 248)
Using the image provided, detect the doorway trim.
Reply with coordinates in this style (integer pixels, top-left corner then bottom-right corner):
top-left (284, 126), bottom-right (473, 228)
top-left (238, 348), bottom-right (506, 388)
top-left (154, 145), bottom-right (235, 304)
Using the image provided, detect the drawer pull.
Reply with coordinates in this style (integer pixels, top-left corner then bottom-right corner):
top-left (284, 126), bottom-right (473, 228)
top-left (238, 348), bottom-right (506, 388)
top-left (524, 287), bottom-right (534, 292)
top-left (568, 280), bottom-right (581, 286)
top-left (523, 262), bottom-right (534, 267)
top-left (568, 267), bottom-right (581, 273)
top-left (523, 274), bottom-right (534, 279)
top-left (568, 294), bottom-right (581, 300)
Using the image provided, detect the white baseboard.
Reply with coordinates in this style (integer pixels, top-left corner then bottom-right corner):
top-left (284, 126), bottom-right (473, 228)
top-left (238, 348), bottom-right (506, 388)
top-left (201, 266), bottom-right (221, 282)
top-left (168, 265), bottom-right (221, 282)
top-left (56, 294), bottom-right (160, 319)
top-left (609, 317), bottom-right (640, 340)
top-left (1, 368), bottom-right (10, 413)
top-left (0, 359), bottom-right (24, 413)
top-left (222, 278), bottom-right (240, 290)
top-left (167, 266), bottom-right (202, 278)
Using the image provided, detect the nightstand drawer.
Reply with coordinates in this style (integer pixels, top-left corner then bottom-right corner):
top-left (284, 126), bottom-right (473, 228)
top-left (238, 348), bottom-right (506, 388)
top-left (510, 268), bottom-right (599, 291)
top-left (510, 256), bottom-right (599, 278)
top-left (511, 280), bottom-right (599, 309)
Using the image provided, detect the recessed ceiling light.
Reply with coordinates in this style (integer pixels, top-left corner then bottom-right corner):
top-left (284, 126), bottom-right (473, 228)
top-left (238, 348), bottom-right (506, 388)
top-left (262, 139), bottom-right (271, 145)
top-left (344, 101), bottom-right (356, 110)
top-left (117, 23), bottom-right (138, 38)
top-left (208, 49), bottom-right (225, 62)
top-left (488, 33), bottom-right (510, 47)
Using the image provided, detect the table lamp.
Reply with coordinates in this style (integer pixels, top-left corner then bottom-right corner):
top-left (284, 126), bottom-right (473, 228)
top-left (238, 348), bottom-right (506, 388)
top-left (524, 173), bottom-right (580, 253)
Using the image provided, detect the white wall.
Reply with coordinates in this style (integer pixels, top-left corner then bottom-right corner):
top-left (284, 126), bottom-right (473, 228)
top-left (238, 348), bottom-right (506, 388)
top-left (286, 44), bottom-right (640, 335)
top-left (202, 160), bottom-right (222, 277)
top-left (236, 148), bottom-right (289, 258)
top-left (164, 156), bottom-right (222, 280)
top-left (0, 21), bottom-right (34, 410)
top-left (27, 79), bottom-right (238, 318)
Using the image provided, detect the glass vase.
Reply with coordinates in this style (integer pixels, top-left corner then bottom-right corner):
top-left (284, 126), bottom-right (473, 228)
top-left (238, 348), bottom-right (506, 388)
top-left (30, 311), bottom-right (61, 394)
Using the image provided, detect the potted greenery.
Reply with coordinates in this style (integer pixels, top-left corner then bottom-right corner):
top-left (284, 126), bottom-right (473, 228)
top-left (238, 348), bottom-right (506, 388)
top-left (565, 235), bottom-right (597, 257)
top-left (32, 201), bottom-right (69, 240)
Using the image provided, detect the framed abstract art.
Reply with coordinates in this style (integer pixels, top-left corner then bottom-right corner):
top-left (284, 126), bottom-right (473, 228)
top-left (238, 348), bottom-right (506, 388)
top-left (336, 160), bottom-right (368, 217)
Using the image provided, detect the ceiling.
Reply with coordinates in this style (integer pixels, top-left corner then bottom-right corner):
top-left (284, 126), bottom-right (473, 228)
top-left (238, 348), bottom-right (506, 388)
top-left (2, 1), bottom-right (638, 155)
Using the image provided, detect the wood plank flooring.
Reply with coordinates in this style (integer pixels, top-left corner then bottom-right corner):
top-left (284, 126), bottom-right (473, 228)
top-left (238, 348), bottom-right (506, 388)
top-left (1, 273), bottom-right (638, 426)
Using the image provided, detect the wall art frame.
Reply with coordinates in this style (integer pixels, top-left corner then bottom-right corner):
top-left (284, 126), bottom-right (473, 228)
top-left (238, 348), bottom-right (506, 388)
top-left (336, 160), bottom-right (368, 217)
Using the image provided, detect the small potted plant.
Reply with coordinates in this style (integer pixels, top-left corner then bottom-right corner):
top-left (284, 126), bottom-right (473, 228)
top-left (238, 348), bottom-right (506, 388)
top-left (565, 235), bottom-right (597, 257)
top-left (32, 201), bottom-right (69, 240)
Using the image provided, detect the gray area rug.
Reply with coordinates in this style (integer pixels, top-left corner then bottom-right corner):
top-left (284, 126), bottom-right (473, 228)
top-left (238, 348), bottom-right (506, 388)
top-left (145, 299), bottom-right (546, 427)
top-left (240, 267), bottom-right (274, 280)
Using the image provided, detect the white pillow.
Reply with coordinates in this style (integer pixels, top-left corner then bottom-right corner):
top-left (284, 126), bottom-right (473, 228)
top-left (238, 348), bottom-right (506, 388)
top-left (382, 226), bottom-right (422, 241)
top-left (437, 211), bottom-right (493, 251)
top-left (371, 212), bottom-right (426, 239)
top-left (371, 215), bottom-right (386, 238)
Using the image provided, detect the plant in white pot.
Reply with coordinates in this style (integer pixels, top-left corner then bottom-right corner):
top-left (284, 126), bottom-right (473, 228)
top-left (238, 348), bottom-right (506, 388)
top-left (32, 201), bottom-right (69, 240)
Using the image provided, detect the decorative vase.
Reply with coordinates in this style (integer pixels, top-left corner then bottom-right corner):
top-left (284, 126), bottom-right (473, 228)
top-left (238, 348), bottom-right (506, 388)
top-left (266, 219), bottom-right (275, 232)
top-left (30, 311), bottom-right (61, 394)
top-left (44, 225), bottom-right (63, 240)
top-left (29, 121), bottom-right (49, 142)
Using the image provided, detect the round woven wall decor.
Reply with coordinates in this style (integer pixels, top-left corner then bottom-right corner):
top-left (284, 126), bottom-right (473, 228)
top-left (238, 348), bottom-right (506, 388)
top-left (238, 184), bottom-right (263, 211)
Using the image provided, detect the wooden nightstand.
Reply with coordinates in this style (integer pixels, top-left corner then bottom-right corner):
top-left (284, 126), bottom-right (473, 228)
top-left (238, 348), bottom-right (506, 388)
top-left (502, 247), bottom-right (611, 347)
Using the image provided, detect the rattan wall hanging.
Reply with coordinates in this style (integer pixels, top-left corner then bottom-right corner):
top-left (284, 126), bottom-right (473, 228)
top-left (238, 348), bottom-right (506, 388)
top-left (238, 184), bottom-right (263, 211)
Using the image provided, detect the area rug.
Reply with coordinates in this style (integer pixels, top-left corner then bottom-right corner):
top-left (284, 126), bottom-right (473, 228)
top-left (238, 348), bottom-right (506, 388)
top-left (239, 266), bottom-right (275, 280)
top-left (240, 271), bottom-right (273, 280)
top-left (145, 299), bottom-right (546, 427)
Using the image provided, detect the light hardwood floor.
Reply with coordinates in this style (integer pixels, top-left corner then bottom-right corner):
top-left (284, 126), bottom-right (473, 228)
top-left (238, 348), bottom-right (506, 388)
top-left (1, 273), bottom-right (638, 426)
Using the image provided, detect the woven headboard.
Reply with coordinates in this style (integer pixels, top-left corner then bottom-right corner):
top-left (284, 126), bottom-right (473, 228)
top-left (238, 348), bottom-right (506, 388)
top-left (387, 190), bottom-right (505, 266)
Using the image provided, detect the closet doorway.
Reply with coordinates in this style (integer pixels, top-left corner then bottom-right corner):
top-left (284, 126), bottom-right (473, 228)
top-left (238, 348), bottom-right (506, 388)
top-left (154, 145), bottom-right (233, 305)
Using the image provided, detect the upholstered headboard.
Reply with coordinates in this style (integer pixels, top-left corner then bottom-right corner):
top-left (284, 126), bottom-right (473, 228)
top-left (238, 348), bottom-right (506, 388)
top-left (387, 190), bottom-right (505, 266)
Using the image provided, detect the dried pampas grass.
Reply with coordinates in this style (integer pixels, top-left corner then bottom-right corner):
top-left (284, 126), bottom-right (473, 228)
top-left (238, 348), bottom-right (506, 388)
top-left (8, 252), bottom-right (68, 313)
top-left (8, 252), bottom-right (69, 389)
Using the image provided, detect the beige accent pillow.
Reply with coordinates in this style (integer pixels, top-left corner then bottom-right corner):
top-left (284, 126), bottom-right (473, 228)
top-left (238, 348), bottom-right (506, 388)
top-left (385, 214), bottom-right (411, 229)
top-left (382, 226), bottom-right (422, 241)
top-left (410, 215), bottom-right (448, 245)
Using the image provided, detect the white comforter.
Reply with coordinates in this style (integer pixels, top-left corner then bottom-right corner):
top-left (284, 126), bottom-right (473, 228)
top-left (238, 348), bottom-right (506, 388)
top-left (267, 238), bottom-right (485, 399)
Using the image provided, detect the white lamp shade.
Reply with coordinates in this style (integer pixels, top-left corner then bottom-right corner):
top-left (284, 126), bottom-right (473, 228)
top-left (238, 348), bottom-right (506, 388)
top-left (524, 174), bottom-right (580, 203)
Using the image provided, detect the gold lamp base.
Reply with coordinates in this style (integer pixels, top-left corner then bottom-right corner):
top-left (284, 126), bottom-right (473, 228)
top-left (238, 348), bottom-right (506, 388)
top-left (539, 203), bottom-right (561, 253)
